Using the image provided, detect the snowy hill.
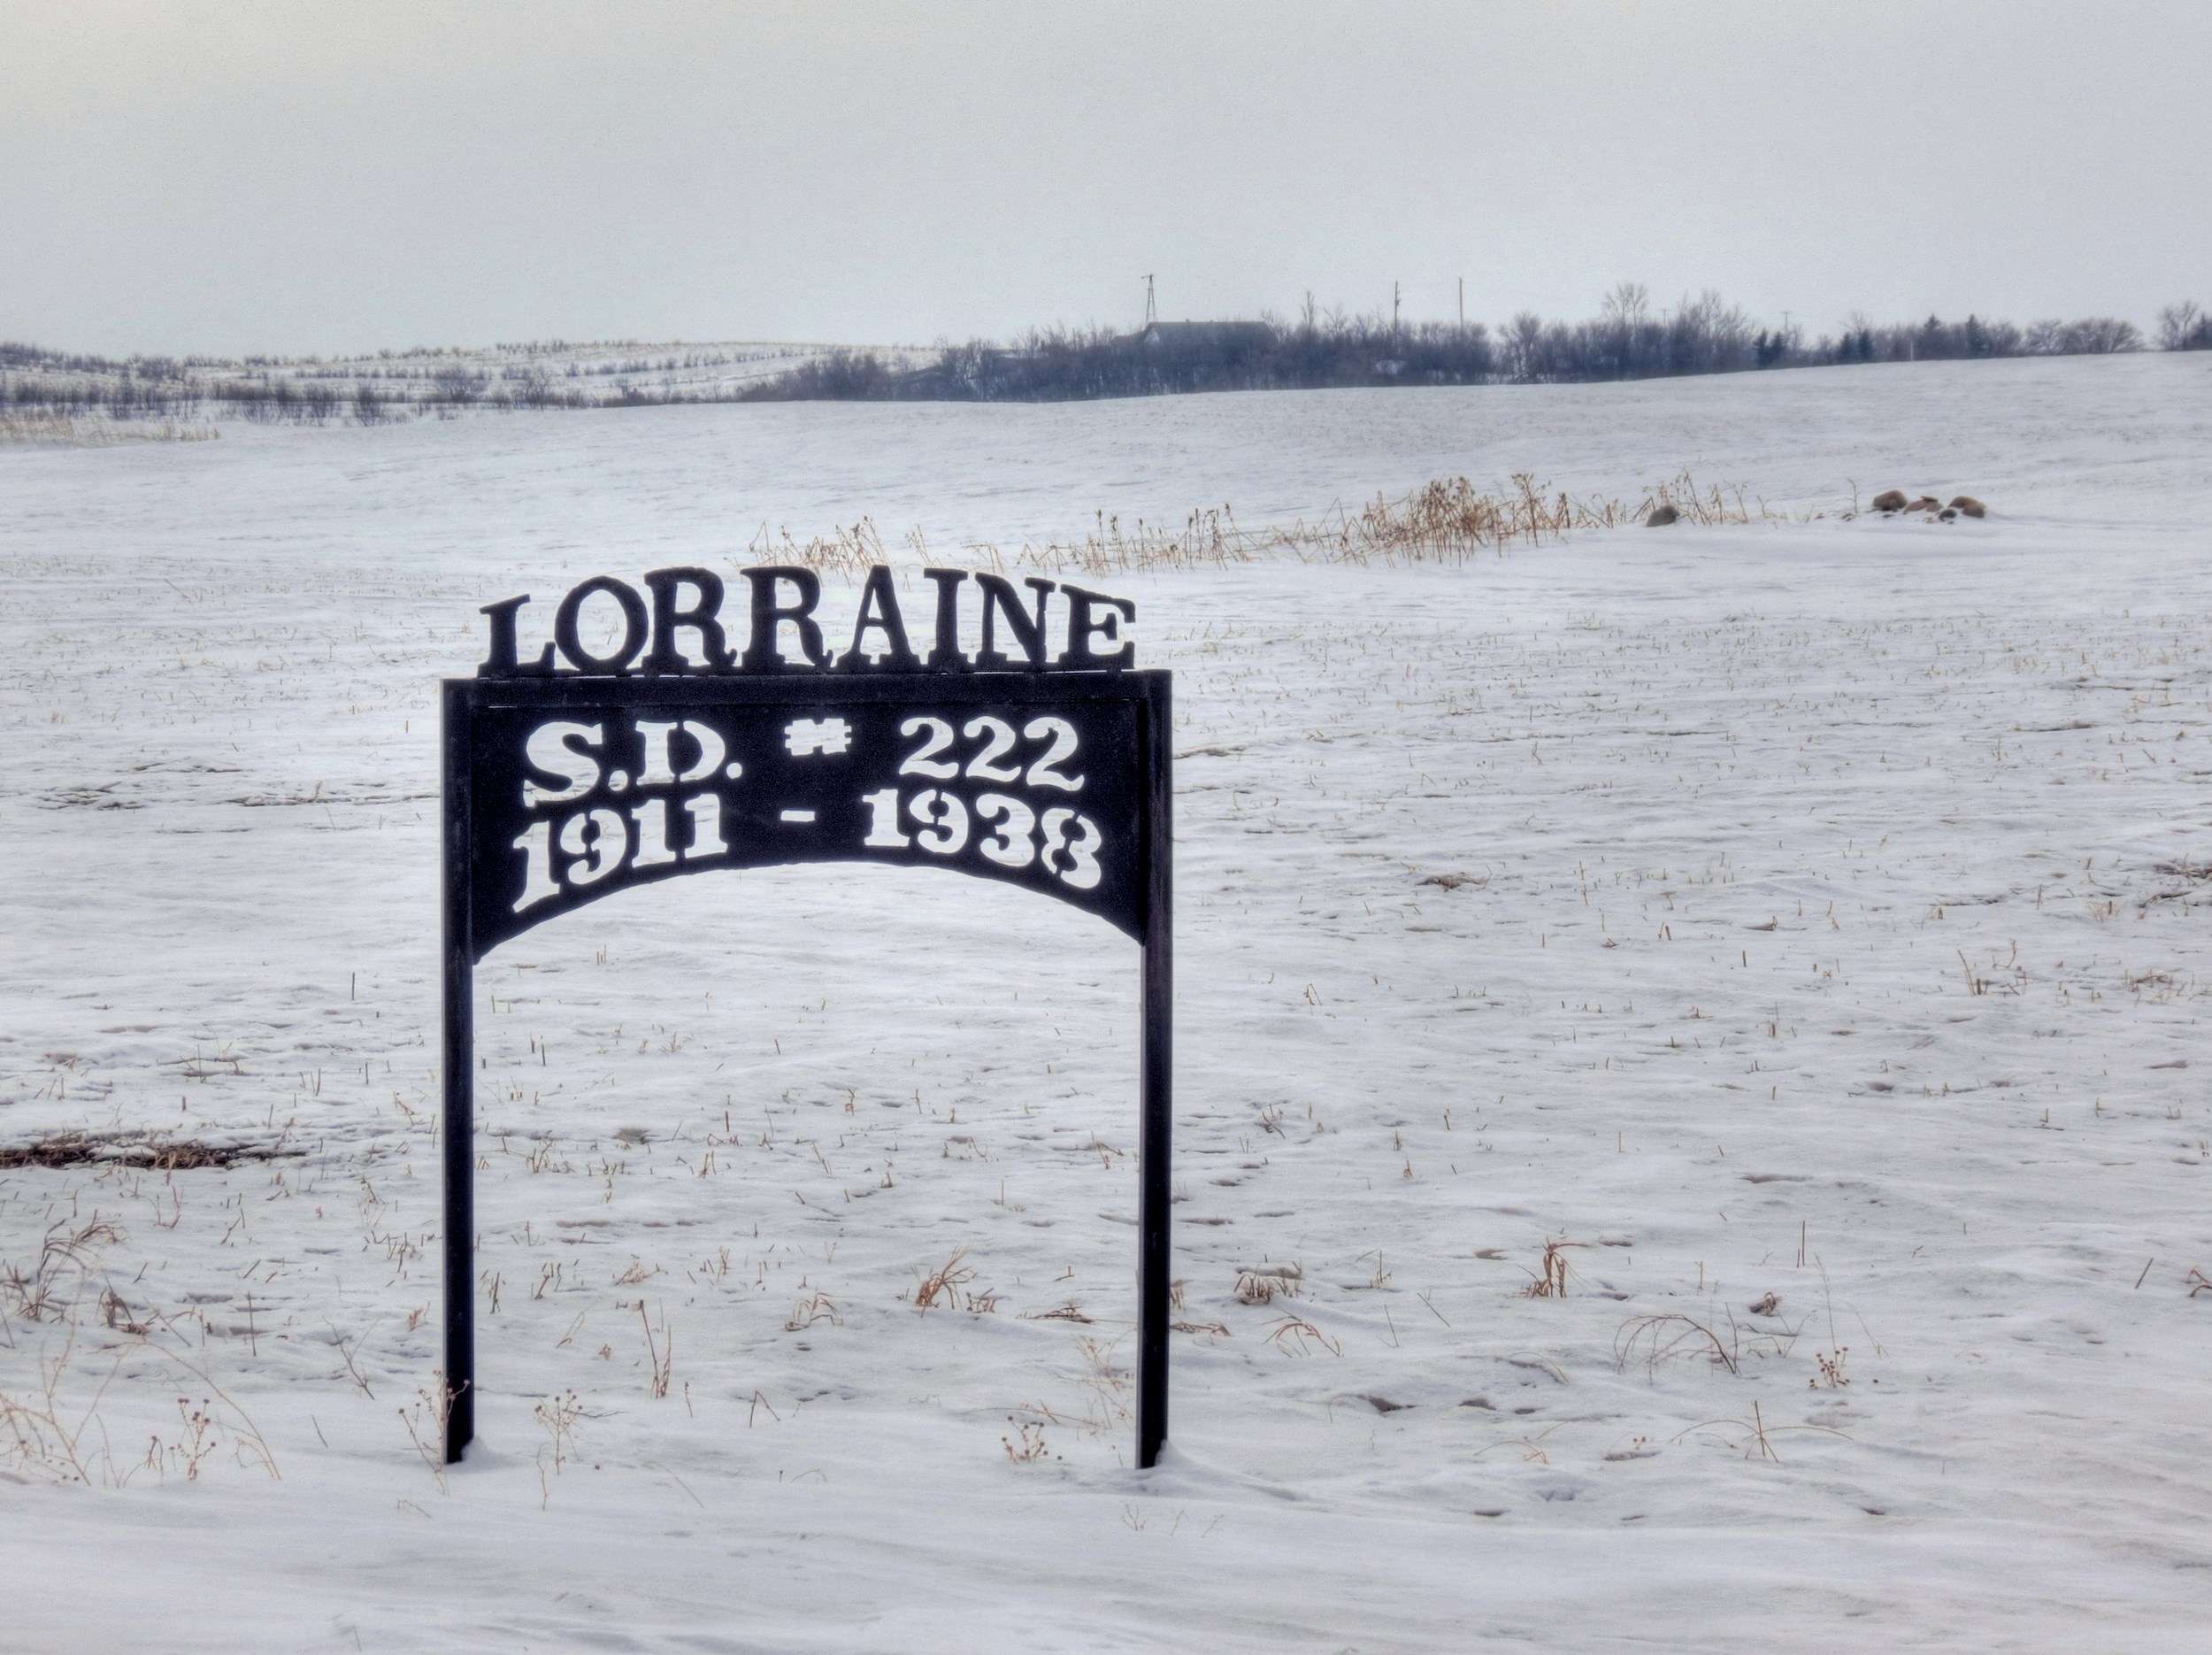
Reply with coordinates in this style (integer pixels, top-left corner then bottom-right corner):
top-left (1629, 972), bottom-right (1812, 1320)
top-left (3, 351), bottom-right (2210, 1651)
top-left (1, 335), bottom-right (933, 425)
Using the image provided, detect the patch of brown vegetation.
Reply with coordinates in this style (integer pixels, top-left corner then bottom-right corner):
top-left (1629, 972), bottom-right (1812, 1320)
top-left (0, 1133), bottom-right (290, 1171)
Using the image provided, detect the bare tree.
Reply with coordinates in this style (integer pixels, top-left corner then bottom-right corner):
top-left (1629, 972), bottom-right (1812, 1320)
top-left (2158, 301), bottom-right (2210, 350)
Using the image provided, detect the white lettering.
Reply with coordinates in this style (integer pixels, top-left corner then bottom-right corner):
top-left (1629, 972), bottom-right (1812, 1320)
top-left (963, 716), bottom-right (1022, 781)
top-left (558, 807), bottom-right (628, 885)
top-left (974, 793), bottom-right (1036, 867)
top-left (684, 793), bottom-right (727, 858)
top-left (860, 788), bottom-right (909, 847)
top-left (630, 797), bottom-right (678, 867)
top-left (1024, 718), bottom-right (1084, 792)
top-left (909, 789), bottom-right (970, 855)
top-left (522, 721), bottom-right (603, 807)
top-left (1041, 807), bottom-right (1102, 888)
top-left (511, 821), bottom-right (560, 910)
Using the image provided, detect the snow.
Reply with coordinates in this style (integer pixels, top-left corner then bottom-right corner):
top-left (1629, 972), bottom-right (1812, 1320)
top-left (4, 351), bottom-right (2211, 1651)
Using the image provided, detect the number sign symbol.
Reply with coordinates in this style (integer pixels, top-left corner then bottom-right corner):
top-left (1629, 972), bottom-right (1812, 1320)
top-left (785, 718), bottom-right (853, 758)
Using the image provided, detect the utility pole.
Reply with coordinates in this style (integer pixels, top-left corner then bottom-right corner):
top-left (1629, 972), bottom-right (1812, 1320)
top-left (1143, 274), bottom-right (1156, 329)
top-left (1393, 281), bottom-right (1401, 334)
top-left (1458, 277), bottom-right (1464, 329)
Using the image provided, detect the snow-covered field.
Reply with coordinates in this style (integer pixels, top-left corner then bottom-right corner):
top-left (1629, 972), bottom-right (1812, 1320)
top-left (4, 352), bottom-right (2211, 1651)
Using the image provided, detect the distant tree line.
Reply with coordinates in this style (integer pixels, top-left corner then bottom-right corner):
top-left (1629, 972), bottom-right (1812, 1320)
top-left (4, 288), bottom-right (2207, 422)
top-left (739, 286), bottom-right (2185, 404)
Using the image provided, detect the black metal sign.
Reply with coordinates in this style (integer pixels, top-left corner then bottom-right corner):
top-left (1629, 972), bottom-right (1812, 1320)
top-left (441, 566), bottom-right (1172, 1468)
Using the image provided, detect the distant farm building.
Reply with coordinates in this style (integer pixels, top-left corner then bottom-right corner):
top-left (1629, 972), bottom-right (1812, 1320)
top-left (1134, 320), bottom-right (1276, 351)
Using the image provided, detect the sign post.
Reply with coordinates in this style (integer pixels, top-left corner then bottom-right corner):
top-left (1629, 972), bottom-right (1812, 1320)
top-left (440, 565), bottom-right (1171, 1468)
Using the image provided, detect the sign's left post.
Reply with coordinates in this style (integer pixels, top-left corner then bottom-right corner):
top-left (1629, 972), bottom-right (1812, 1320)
top-left (441, 680), bottom-right (478, 1463)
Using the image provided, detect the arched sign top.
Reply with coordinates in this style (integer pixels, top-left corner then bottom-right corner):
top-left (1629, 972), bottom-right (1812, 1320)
top-left (453, 672), bottom-right (1163, 958)
top-left (438, 562), bottom-right (1174, 1474)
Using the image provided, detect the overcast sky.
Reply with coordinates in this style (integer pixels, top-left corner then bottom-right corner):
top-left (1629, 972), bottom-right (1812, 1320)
top-left (4, 1), bottom-right (2207, 358)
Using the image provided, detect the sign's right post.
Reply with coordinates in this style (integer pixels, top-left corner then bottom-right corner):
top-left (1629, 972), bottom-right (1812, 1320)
top-left (1138, 673), bottom-right (1172, 1470)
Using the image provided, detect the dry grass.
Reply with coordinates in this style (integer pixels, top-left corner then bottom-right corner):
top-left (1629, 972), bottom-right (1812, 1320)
top-left (1, 1220), bottom-right (121, 1322)
top-left (0, 1133), bottom-right (288, 1171)
top-left (1, 1336), bottom-right (104, 1482)
top-left (1674, 1401), bottom-right (1849, 1465)
top-left (531, 1389), bottom-right (604, 1505)
top-left (746, 470), bottom-right (1781, 575)
top-left (784, 1290), bottom-right (841, 1331)
top-left (1615, 1312), bottom-right (1743, 1376)
top-left (1233, 1263), bottom-right (1302, 1305)
top-left (1470, 1426), bottom-right (1561, 1466)
top-left (910, 1250), bottom-right (977, 1311)
top-left (1072, 1336), bottom-right (1132, 1416)
top-left (1615, 1302), bottom-right (1804, 1381)
top-left (2, 1220), bottom-right (277, 1486)
top-left (398, 1378), bottom-right (454, 1490)
top-left (1522, 1238), bottom-right (1585, 1298)
top-left (638, 1303), bottom-right (674, 1397)
top-left (1027, 1301), bottom-right (1093, 1323)
top-left (745, 516), bottom-right (914, 578)
top-left (1265, 1314), bottom-right (1341, 1357)
top-left (0, 413), bottom-right (217, 445)
top-left (1008, 471), bottom-right (1776, 573)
